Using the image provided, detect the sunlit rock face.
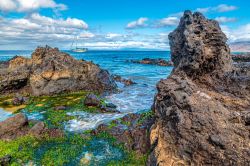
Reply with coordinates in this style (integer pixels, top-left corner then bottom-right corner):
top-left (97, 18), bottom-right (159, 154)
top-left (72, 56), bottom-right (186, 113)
top-left (148, 11), bottom-right (250, 166)
top-left (0, 46), bottom-right (117, 96)
top-left (169, 10), bottom-right (232, 78)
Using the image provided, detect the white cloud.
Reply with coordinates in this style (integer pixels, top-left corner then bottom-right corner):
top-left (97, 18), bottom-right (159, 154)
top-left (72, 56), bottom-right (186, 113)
top-left (0, 13), bottom-right (89, 49)
top-left (196, 4), bottom-right (238, 14)
top-left (215, 17), bottom-right (237, 23)
top-left (222, 24), bottom-right (250, 42)
top-left (30, 13), bottom-right (88, 29)
top-left (196, 7), bottom-right (210, 13)
top-left (105, 33), bottom-right (123, 39)
top-left (126, 17), bottom-right (148, 29)
top-left (0, 0), bottom-right (16, 11)
top-left (157, 17), bottom-right (179, 27)
top-left (0, 0), bottom-right (67, 12)
top-left (214, 4), bottom-right (238, 12)
top-left (79, 32), bottom-right (95, 38)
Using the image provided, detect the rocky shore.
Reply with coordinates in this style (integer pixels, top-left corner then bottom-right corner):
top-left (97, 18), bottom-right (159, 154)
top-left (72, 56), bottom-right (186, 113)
top-left (148, 11), bottom-right (250, 165)
top-left (129, 58), bottom-right (173, 67)
top-left (0, 46), bottom-right (117, 96)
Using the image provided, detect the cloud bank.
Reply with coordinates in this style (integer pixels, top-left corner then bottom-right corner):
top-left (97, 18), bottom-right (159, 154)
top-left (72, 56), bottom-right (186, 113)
top-left (0, 0), bottom-right (67, 12)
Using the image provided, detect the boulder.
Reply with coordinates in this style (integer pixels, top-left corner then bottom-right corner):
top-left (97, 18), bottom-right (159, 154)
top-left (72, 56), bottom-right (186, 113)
top-left (0, 46), bottom-right (117, 96)
top-left (0, 155), bottom-right (11, 166)
top-left (28, 121), bottom-right (46, 136)
top-left (149, 11), bottom-right (250, 166)
top-left (0, 113), bottom-right (28, 137)
top-left (84, 93), bottom-right (101, 107)
top-left (12, 94), bottom-right (29, 105)
top-left (113, 75), bottom-right (136, 86)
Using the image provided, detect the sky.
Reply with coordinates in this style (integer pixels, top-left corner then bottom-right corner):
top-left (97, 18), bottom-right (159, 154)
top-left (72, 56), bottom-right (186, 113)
top-left (0, 0), bottom-right (249, 50)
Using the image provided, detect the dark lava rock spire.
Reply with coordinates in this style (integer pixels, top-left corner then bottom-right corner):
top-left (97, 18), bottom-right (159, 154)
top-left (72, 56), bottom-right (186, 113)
top-left (169, 10), bottom-right (232, 78)
top-left (148, 11), bottom-right (250, 166)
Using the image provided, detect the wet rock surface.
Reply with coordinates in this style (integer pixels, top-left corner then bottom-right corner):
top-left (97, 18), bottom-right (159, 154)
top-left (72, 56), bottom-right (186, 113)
top-left (0, 113), bottom-right (64, 140)
top-left (149, 11), bottom-right (250, 166)
top-left (0, 46), bottom-right (117, 96)
top-left (129, 58), bottom-right (173, 67)
top-left (84, 93), bottom-right (101, 107)
top-left (95, 112), bottom-right (155, 155)
top-left (113, 75), bottom-right (136, 86)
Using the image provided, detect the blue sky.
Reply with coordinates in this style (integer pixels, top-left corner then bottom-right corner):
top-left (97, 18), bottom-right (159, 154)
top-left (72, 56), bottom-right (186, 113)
top-left (0, 0), bottom-right (249, 50)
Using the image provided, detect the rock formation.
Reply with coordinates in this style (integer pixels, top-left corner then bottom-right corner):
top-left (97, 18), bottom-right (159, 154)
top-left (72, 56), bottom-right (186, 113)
top-left (0, 46), bottom-right (117, 96)
top-left (232, 53), bottom-right (250, 62)
top-left (149, 11), bottom-right (250, 166)
top-left (130, 58), bottom-right (173, 67)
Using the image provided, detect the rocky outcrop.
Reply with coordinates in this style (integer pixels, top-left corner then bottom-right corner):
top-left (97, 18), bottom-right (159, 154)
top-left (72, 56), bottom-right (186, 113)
top-left (0, 46), bottom-right (117, 96)
top-left (149, 11), bottom-right (250, 166)
top-left (130, 58), bottom-right (173, 67)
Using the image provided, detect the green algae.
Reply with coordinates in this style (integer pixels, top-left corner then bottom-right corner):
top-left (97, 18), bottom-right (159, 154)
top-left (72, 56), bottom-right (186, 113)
top-left (0, 91), bottom-right (152, 165)
top-left (0, 134), bottom-right (89, 165)
top-left (95, 131), bottom-right (148, 166)
top-left (137, 110), bottom-right (154, 125)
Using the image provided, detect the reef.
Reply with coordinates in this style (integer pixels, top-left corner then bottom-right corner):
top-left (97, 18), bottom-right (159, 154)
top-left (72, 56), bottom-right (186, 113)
top-left (149, 11), bottom-right (250, 165)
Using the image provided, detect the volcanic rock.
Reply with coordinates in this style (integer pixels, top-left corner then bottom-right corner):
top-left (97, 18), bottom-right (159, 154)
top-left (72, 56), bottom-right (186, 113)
top-left (0, 155), bottom-right (11, 166)
top-left (96, 112), bottom-right (155, 154)
top-left (149, 11), bottom-right (250, 166)
top-left (130, 58), bottom-right (173, 67)
top-left (113, 75), bottom-right (136, 86)
top-left (0, 113), bottom-right (28, 137)
top-left (232, 53), bottom-right (250, 62)
top-left (0, 46), bottom-right (117, 96)
top-left (84, 93), bottom-right (101, 107)
top-left (0, 113), bottom-right (64, 140)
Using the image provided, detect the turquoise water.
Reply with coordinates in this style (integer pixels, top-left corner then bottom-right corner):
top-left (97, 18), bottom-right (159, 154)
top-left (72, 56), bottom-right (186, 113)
top-left (0, 50), bottom-right (172, 128)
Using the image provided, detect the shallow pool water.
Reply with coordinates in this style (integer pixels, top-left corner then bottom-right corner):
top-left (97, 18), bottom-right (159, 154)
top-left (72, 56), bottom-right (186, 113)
top-left (0, 108), bottom-right (12, 122)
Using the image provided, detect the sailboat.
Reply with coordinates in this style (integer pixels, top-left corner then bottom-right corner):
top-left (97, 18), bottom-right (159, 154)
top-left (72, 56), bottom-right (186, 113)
top-left (71, 47), bottom-right (88, 53)
top-left (71, 36), bottom-right (88, 53)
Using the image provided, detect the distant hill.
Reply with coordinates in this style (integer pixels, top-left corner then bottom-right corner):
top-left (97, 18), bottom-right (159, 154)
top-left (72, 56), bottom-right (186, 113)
top-left (230, 41), bottom-right (250, 52)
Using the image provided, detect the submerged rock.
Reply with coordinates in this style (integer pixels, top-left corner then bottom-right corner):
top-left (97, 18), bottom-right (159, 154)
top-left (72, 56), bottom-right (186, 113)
top-left (0, 46), bottom-right (117, 96)
top-left (130, 58), bottom-right (173, 67)
top-left (113, 75), bottom-right (136, 86)
top-left (149, 11), bottom-right (250, 166)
